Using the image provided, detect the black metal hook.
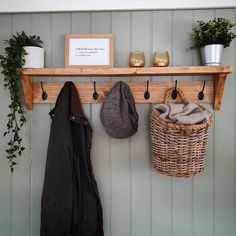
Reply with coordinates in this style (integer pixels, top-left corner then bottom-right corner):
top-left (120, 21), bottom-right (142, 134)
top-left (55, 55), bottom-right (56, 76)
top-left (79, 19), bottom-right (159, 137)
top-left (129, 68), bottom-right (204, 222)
top-left (144, 80), bottom-right (150, 100)
top-left (93, 81), bottom-right (99, 100)
top-left (171, 80), bottom-right (178, 100)
top-left (40, 82), bottom-right (48, 100)
top-left (198, 80), bottom-right (206, 100)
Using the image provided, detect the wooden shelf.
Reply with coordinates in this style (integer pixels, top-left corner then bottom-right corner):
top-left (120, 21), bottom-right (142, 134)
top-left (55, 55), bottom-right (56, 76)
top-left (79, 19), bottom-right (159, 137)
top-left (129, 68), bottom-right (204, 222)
top-left (20, 66), bottom-right (232, 110)
top-left (20, 66), bottom-right (232, 77)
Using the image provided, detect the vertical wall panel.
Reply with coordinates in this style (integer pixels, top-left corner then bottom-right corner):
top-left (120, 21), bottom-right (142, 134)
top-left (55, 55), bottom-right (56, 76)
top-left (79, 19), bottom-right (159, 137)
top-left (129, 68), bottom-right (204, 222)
top-left (192, 10), bottom-right (215, 82)
top-left (172, 11), bottom-right (193, 67)
top-left (192, 10), bottom-right (215, 236)
top-left (30, 13), bottom-right (52, 236)
top-left (51, 13), bottom-right (71, 72)
top-left (234, 11), bottom-right (236, 236)
top-left (112, 12), bottom-right (131, 68)
top-left (71, 12), bottom-right (91, 116)
top-left (91, 12), bottom-right (112, 236)
top-left (91, 12), bottom-right (111, 34)
top-left (130, 11), bottom-right (152, 236)
top-left (214, 9), bottom-right (236, 236)
top-left (0, 14), bottom-right (12, 236)
top-left (152, 10), bottom-right (173, 70)
top-left (72, 12), bottom-right (91, 34)
top-left (192, 123), bottom-right (214, 236)
top-left (130, 104), bottom-right (152, 236)
top-left (172, 10), bottom-right (193, 236)
top-left (131, 11), bottom-right (151, 66)
top-left (111, 11), bottom-right (131, 236)
top-left (151, 11), bottom-right (172, 236)
top-left (110, 138), bottom-right (131, 236)
top-left (11, 14), bottom-right (32, 236)
top-left (192, 10), bottom-right (216, 66)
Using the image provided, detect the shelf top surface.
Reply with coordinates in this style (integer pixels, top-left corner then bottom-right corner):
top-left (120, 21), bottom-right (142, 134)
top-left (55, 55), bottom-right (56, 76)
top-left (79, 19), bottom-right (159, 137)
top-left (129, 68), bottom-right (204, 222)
top-left (20, 66), bottom-right (232, 77)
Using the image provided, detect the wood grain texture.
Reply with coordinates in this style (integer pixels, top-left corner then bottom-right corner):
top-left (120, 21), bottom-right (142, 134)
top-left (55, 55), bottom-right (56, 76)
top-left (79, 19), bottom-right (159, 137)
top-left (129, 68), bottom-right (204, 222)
top-left (32, 81), bottom-right (214, 104)
top-left (20, 66), bottom-right (232, 76)
top-left (21, 75), bottom-right (33, 109)
top-left (214, 73), bottom-right (227, 110)
top-left (20, 66), bottom-right (230, 110)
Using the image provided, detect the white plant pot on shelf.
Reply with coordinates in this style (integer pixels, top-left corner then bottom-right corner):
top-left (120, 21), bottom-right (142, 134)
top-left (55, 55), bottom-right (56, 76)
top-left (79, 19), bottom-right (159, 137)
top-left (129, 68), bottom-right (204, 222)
top-left (22, 46), bottom-right (44, 68)
top-left (200, 44), bottom-right (223, 66)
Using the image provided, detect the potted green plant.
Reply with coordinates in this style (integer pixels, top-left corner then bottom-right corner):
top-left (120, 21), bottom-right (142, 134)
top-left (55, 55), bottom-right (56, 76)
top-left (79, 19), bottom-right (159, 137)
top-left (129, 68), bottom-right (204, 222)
top-left (191, 17), bottom-right (236, 66)
top-left (0, 31), bottom-right (43, 172)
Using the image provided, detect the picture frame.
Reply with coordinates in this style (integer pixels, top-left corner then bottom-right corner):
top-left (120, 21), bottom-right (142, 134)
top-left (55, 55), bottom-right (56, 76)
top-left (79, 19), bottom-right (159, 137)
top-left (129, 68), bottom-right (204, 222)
top-left (65, 34), bottom-right (114, 68)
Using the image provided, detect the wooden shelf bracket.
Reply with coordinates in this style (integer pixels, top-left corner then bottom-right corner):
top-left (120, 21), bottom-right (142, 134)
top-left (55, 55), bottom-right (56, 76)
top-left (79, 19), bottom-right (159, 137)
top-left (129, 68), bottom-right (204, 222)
top-left (214, 73), bottom-right (227, 110)
top-left (21, 75), bottom-right (33, 110)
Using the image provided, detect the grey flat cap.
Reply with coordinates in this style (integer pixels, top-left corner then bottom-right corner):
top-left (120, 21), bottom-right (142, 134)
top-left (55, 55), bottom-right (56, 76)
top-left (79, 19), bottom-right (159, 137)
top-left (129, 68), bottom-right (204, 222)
top-left (100, 81), bottom-right (139, 139)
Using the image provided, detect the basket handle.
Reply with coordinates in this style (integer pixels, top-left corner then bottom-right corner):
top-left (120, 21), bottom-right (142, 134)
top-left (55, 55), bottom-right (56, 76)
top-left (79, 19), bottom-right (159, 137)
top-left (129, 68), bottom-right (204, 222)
top-left (163, 87), bottom-right (188, 104)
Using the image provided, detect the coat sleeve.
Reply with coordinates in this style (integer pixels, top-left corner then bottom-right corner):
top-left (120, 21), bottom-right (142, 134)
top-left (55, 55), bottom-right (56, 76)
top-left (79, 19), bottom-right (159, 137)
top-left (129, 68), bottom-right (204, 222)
top-left (40, 124), bottom-right (74, 236)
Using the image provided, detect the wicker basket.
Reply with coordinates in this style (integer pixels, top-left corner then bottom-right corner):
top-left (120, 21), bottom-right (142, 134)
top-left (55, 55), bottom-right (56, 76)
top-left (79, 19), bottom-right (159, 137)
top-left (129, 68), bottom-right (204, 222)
top-left (150, 88), bottom-right (213, 178)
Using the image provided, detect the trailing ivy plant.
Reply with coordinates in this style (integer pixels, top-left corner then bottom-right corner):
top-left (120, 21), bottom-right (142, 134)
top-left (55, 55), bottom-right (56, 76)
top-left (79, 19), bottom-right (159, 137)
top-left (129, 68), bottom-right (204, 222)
top-left (0, 31), bottom-right (43, 172)
top-left (191, 17), bottom-right (236, 49)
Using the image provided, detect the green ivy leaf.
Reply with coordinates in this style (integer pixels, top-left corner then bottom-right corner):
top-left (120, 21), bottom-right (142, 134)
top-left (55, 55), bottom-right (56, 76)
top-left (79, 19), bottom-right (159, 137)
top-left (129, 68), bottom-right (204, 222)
top-left (0, 31), bottom-right (43, 172)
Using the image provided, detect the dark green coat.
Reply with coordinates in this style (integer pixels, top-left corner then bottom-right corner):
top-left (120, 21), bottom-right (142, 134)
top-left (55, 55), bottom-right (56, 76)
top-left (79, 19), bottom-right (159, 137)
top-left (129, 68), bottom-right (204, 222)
top-left (41, 81), bottom-right (103, 236)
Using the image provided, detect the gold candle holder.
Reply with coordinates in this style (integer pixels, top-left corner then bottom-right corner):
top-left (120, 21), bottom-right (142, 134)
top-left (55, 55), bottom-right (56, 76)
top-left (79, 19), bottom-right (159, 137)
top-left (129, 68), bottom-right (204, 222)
top-left (129, 51), bottom-right (145, 67)
top-left (153, 51), bottom-right (170, 67)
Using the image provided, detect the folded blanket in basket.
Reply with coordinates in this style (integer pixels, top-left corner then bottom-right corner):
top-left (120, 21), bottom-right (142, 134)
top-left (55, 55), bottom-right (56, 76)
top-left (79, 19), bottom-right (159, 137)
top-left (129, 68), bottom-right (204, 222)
top-left (153, 102), bottom-right (210, 125)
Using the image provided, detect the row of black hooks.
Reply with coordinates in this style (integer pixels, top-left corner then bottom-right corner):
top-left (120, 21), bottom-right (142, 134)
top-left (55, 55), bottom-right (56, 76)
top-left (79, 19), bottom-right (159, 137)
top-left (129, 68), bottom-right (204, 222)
top-left (40, 80), bottom-right (206, 101)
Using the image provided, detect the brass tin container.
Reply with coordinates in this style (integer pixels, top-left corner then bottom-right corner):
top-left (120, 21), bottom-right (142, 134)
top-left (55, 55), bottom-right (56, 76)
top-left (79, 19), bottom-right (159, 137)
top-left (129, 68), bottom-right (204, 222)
top-left (129, 51), bottom-right (145, 67)
top-left (153, 51), bottom-right (170, 67)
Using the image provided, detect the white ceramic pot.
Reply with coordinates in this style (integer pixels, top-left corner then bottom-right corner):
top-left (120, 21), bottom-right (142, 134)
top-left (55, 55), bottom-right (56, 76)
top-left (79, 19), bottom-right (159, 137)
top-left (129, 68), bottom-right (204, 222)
top-left (200, 44), bottom-right (223, 66)
top-left (22, 46), bottom-right (44, 68)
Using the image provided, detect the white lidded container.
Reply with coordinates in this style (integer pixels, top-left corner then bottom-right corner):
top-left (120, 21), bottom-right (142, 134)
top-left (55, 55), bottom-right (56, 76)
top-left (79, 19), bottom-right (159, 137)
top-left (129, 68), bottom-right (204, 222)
top-left (22, 46), bottom-right (44, 68)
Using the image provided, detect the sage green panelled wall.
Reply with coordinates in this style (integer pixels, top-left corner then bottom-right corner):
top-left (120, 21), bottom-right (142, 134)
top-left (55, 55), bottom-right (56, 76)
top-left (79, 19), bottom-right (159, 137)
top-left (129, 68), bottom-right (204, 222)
top-left (0, 9), bottom-right (235, 236)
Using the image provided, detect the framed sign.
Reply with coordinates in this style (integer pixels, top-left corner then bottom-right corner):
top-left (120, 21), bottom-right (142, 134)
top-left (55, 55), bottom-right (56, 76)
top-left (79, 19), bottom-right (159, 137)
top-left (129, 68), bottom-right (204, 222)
top-left (65, 34), bottom-right (114, 68)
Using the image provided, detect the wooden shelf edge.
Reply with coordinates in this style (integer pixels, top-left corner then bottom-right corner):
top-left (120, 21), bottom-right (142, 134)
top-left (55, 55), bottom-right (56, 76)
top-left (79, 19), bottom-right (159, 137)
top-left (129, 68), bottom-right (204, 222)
top-left (19, 66), bottom-right (233, 77)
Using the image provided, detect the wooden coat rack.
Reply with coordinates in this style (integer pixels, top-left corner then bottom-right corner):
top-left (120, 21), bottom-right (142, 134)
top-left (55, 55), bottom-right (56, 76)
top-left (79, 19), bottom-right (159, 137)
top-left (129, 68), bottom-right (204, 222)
top-left (20, 66), bottom-right (232, 110)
